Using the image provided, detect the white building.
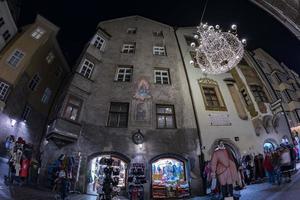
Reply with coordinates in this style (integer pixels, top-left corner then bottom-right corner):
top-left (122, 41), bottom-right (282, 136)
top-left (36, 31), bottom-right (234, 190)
top-left (0, 0), bottom-right (18, 51)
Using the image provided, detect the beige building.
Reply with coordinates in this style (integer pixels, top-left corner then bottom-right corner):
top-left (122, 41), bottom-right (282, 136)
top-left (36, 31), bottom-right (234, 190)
top-left (0, 15), bottom-right (69, 156)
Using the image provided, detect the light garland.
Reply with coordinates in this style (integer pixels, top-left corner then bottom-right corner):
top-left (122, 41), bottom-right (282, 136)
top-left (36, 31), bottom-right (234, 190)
top-left (190, 23), bottom-right (246, 74)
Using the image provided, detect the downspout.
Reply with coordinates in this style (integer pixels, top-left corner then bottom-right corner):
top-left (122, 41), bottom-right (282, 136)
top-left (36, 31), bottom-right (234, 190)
top-left (174, 27), bottom-right (205, 167)
top-left (248, 53), bottom-right (293, 139)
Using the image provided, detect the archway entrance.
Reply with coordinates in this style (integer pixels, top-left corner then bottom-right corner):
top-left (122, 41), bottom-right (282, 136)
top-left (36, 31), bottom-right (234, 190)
top-left (86, 153), bottom-right (129, 195)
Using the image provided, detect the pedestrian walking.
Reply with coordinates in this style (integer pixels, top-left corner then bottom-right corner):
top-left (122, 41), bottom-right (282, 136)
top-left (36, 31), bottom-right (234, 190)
top-left (263, 152), bottom-right (274, 184)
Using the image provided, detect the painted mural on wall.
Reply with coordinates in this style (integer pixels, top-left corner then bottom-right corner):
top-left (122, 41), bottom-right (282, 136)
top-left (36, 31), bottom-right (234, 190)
top-left (132, 78), bottom-right (152, 124)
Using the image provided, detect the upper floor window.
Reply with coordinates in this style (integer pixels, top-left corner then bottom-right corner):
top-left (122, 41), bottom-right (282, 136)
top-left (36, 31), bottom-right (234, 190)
top-left (153, 46), bottom-right (166, 56)
top-left (241, 89), bottom-right (252, 106)
top-left (29, 74), bottom-right (41, 91)
top-left (184, 35), bottom-right (199, 47)
top-left (0, 17), bottom-right (4, 27)
top-left (21, 105), bottom-right (31, 121)
top-left (0, 81), bottom-right (9, 100)
top-left (156, 105), bottom-right (176, 129)
top-left (250, 85), bottom-right (268, 103)
top-left (154, 69), bottom-right (170, 84)
top-left (153, 31), bottom-right (164, 38)
top-left (3, 30), bottom-right (11, 41)
top-left (121, 43), bottom-right (135, 54)
top-left (127, 28), bottom-right (137, 34)
top-left (107, 102), bottom-right (129, 128)
top-left (79, 59), bottom-right (94, 79)
top-left (7, 49), bottom-right (24, 67)
top-left (199, 78), bottom-right (227, 111)
top-left (63, 95), bottom-right (82, 121)
top-left (31, 27), bottom-right (45, 39)
top-left (115, 66), bottom-right (133, 82)
top-left (189, 51), bottom-right (199, 67)
top-left (41, 88), bottom-right (52, 104)
top-left (46, 52), bottom-right (55, 64)
top-left (92, 34), bottom-right (106, 51)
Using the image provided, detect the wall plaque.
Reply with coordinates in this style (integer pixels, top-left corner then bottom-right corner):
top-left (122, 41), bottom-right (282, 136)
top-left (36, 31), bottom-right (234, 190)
top-left (208, 113), bottom-right (232, 126)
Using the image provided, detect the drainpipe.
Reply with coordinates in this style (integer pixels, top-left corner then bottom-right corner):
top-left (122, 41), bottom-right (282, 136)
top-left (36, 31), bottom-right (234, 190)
top-left (248, 53), bottom-right (293, 140)
top-left (173, 27), bottom-right (205, 169)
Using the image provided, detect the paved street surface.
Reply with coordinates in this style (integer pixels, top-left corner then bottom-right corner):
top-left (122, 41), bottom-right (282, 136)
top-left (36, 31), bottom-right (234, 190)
top-left (1, 158), bottom-right (300, 200)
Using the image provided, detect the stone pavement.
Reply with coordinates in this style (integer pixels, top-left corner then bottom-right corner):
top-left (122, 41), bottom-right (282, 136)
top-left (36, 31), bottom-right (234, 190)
top-left (1, 157), bottom-right (300, 200)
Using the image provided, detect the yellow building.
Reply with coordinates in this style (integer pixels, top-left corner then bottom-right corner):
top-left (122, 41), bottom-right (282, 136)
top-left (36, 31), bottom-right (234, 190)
top-left (0, 15), bottom-right (69, 156)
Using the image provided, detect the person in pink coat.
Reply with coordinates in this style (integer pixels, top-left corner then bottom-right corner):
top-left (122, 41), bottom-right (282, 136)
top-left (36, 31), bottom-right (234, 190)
top-left (211, 141), bottom-right (239, 199)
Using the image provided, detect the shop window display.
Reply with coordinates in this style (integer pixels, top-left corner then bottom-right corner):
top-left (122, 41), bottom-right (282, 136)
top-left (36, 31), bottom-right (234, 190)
top-left (87, 155), bottom-right (127, 195)
top-left (151, 158), bottom-right (190, 199)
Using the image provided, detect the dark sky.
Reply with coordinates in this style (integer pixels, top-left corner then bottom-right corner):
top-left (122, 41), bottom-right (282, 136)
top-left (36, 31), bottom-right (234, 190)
top-left (18, 0), bottom-right (300, 72)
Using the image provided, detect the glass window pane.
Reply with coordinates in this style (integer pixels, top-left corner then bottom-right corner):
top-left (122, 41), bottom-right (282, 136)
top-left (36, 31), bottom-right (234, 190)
top-left (108, 113), bottom-right (118, 126)
top-left (157, 115), bottom-right (165, 128)
top-left (166, 116), bottom-right (174, 128)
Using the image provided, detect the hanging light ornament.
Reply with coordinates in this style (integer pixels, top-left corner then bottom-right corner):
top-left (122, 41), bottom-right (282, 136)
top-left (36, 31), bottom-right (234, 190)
top-left (190, 23), bottom-right (247, 74)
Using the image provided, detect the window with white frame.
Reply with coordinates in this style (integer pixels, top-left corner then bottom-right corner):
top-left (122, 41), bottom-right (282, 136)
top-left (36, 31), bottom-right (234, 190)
top-left (127, 28), bottom-right (137, 34)
top-left (153, 31), bottom-right (164, 37)
top-left (46, 52), bottom-right (55, 64)
top-left (115, 66), bottom-right (133, 82)
top-left (29, 74), bottom-right (41, 91)
top-left (79, 59), bottom-right (94, 78)
top-left (154, 69), bottom-right (170, 84)
top-left (0, 81), bottom-right (9, 100)
top-left (153, 46), bottom-right (166, 56)
top-left (92, 34), bottom-right (106, 50)
top-left (7, 49), bottom-right (24, 67)
top-left (3, 30), bottom-right (11, 41)
top-left (41, 88), bottom-right (52, 104)
top-left (31, 27), bottom-right (45, 39)
top-left (121, 43), bottom-right (135, 54)
top-left (156, 105), bottom-right (176, 128)
top-left (21, 105), bottom-right (31, 121)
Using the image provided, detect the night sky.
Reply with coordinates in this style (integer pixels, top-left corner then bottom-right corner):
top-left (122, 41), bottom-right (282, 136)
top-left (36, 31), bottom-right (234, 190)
top-left (18, 0), bottom-right (300, 72)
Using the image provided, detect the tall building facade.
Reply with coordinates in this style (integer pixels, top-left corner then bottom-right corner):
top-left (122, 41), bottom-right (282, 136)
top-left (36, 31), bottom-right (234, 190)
top-left (0, 15), bottom-right (69, 157)
top-left (43, 16), bottom-right (202, 198)
top-left (0, 0), bottom-right (18, 51)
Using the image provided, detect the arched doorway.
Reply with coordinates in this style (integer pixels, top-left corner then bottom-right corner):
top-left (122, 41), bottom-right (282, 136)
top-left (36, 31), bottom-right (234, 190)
top-left (86, 152), bottom-right (130, 195)
top-left (150, 154), bottom-right (190, 199)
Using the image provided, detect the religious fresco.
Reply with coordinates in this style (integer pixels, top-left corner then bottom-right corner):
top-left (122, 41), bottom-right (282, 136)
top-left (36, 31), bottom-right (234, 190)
top-left (133, 78), bottom-right (151, 101)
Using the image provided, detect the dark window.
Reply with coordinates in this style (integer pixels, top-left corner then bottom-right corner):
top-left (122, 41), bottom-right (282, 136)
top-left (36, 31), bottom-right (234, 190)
top-left (241, 89), bottom-right (252, 106)
top-left (250, 85), bottom-right (268, 103)
top-left (156, 105), bottom-right (176, 129)
top-left (0, 81), bottom-right (10, 100)
top-left (29, 74), bottom-right (41, 91)
top-left (189, 51), bottom-right (199, 67)
top-left (184, 35), bottom-right (199, 47)
top-left (121, 43), bottom-right (135, 54)
top-left (3, 30), bottom-right (11, 41)
top-left (116, 66), bottom-right (133, 82)
top-left (153, 31), bottom-right (164, 37)
top-left (108, 102), bottom-right (129, 127)
top-left (0, 17), bottom-right (4, 27)
top-left (21, 105), bottom-right (31, 121)
top-left (203, 87), bottom-right (220, 108)
top-left (127, 28), bottom-right (137, 34)
top-left (63, 95), bottom-right (82, 121)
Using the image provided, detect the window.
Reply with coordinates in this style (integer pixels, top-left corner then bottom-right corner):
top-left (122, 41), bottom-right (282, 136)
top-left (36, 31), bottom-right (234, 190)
top-left (121, 43), bottom-right (135, 54)
top-left (0, 81), bottom-right (9, 100)
top-left (92, 34), bottom-right (106, 50)
top-left (202, 87), bottom-right (220, 108)
top-left (0, 17), bottom-right (4, 27)
top-left (21, 105), bottom-right (31, 121)
top-left (250, 85), bottom-right (268, 103)
top-left (31, 27), bottom-right (45, 39)
top-left (7, 49), bottom-right (24, 67)
top-left (199, 78), bottom-right (227, 111)
top-left (46, 52), bottom-right (55, 64)
top-left (184, 35), bottom-right (199, 47)
top-left (189, 51), bottom-right (199, 67)
top-left (79, 59), bottom-right (94, 78)
top-left (3, 30), bottom-right (11, 41)
top-left (154, 69), bottom-right (170, 84)
top-left (115, 66), bottom-right (133, 82)
top-left (156, 105), bottom-right (176, 128)
top-left (41, 88), bottom-right (52, 104)
top-left (127, 28), bottom-right (137, 34)
top-left (107, 102), bottom-right (129, 128)
top-left (153, 46), bottom-right (166, 56)
top-left (241, 89), bottom-right (252, 106)
top-left (63, 95), bottom-right (82, 121)
top-left (153, 31), bottom-right (164, 37)
top-left (29, 74), bottom-right (41, 91)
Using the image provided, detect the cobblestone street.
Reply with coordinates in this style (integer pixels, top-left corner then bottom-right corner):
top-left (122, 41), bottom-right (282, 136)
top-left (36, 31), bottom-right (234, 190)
top-left (1, 158), bottom-right (300, 200)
